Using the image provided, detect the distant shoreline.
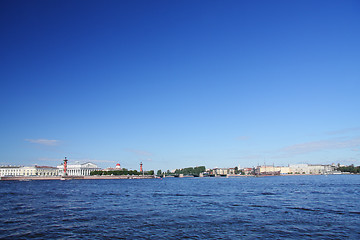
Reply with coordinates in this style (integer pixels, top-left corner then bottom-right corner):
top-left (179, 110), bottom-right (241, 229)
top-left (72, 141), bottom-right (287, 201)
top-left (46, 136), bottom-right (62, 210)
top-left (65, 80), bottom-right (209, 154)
top-left (0, 175), bottom-right (157, 181)
top-left (0, 173), bottom-right (357, 181)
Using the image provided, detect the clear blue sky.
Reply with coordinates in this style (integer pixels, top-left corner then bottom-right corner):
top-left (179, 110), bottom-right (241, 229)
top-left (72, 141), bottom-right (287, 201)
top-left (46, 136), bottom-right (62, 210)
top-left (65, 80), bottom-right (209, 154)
top-left (1, 0), bottom-right (359, 171)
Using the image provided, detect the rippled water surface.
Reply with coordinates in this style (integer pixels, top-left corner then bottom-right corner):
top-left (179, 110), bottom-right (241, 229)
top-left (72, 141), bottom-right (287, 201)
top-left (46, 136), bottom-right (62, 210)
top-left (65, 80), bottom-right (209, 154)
top-left (0, 175), bottom-right (359, 239)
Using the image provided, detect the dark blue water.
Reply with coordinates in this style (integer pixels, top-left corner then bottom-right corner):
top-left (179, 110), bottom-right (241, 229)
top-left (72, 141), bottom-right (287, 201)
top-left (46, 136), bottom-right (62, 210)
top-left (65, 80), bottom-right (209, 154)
top-left (0, 175), bottom-right (359, 239)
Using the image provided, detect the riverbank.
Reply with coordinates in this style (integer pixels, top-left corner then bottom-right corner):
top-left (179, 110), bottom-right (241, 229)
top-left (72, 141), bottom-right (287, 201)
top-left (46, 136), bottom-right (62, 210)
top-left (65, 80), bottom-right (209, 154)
top-left (1, 173), bottom-right (355, 181)
top-left (0, 175), bottom-right (157, 181)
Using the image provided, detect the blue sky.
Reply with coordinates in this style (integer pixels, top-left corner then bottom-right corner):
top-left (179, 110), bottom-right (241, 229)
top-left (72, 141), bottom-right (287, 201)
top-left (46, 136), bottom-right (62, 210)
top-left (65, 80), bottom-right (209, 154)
top-left (1, 0), bottom-right (360, 171)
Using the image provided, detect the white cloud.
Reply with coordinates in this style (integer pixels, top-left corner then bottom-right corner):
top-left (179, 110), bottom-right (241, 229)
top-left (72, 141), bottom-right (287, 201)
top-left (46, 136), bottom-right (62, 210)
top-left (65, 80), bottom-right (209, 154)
top-left (326, 127), bottom-right (360, 135)
top-left (25, 139), bottom-right (60, 146)
top-left (36, 158), bottom-right (115, 168)
top-left (340, 158), bottom-right (360, 164)
top-left (280, 137), bottom-right (360, 155)
top-left (72, 158), bottom-right (116, 163)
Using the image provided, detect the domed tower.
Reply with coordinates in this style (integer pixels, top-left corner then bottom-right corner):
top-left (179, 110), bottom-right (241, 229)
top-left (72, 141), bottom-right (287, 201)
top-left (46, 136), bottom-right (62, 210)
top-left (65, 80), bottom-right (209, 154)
top-left (115, 163), bottom-right (121, 169)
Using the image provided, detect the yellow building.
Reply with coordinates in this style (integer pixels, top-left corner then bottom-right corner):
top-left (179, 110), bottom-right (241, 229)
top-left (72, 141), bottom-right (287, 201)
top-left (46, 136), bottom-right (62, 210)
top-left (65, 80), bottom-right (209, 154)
top-left (35, 166), bottom-right (59, 176)
top-left (256, 166), bottom-right (291, 175)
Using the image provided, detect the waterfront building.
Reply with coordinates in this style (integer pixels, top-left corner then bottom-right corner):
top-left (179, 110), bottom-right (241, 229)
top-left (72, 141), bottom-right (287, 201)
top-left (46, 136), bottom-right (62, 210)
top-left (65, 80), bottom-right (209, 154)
top-left (256, 166), bottom-right (291, 175)
top-left (0, 165), bottom-right (58, 176)
top-left (103, 163), bottom-right (122, 171)
top-left (57, 162), bottom-right (100, 176)
top-left (289, 164), bottom-right (308, 174)
top-left (22, 166), bottom-right (37, 176)
top-left (289, 164), bottom-right (335, 174)
top-left (0, 165), bottom-right (23, 176)
top-left (228, 168), bottom-right (236, 174)
top-left (242, 168), bottom-right (254, 175)
top-left (212, 168), bottom-right (230, 175)
top-left (207, 168), bottom-right (238, 175)
top-left (213, 168), bottom-right (226, 175)
top-left (35, 166), bottom-right (58, 176)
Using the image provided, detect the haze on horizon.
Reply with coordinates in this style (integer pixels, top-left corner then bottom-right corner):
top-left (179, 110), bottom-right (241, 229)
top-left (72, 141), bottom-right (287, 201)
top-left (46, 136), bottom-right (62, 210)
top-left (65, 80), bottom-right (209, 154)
top-left (1, 0), bottom-right (359, 171)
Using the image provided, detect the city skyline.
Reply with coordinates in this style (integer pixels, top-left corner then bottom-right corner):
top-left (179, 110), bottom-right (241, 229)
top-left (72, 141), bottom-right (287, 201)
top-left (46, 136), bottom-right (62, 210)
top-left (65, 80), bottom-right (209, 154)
top-left (1, 0), bottom-right (360, 170)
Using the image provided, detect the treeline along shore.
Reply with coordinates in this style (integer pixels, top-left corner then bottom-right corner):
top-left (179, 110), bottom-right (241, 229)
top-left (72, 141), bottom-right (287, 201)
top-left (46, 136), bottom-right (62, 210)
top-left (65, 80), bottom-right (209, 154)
top-left (90, 169), bottom-right (154, 176)
top-left (1, 163), bottom-right (359, 181)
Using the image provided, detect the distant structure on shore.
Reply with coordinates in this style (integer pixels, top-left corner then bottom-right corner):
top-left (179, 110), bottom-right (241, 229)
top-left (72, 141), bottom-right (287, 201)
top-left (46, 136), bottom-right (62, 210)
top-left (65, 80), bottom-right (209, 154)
top-left (287, 164), bottom-right (336, 175)
top-left (207, 164), bottom-right (339, 176)
top-left (0, 165), bottom-right (58, 177)
top-left (0, 161), bottom-right (347, 178)
top-left (0, 158), bottom-right (100, 177)
top-left (57, 161), bottom-right (100, 176)
top-left (103, 163), bottom-right (122, 172)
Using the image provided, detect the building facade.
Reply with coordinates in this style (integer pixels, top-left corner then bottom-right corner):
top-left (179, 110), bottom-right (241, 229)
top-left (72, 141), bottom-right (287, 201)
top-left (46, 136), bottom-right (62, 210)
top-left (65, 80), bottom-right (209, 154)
top-left (35, 166), bottom-right (58, 176)
top-left (0, 165), bottom-right (23, 176)
top-left (242, 168), bottom-right (254, 175)
top-left (212, 168), bottom-right (230, 175)
top-left (255, 166), bottom-right (291, 175)
top-left (103, 163), bottom-right (122, 172)
top-left (289, 164), bottom-right (335, 174)
top-left (57, 162), bottom-right (100, 176)
top-left (0, 165), bottom-right (58, 176)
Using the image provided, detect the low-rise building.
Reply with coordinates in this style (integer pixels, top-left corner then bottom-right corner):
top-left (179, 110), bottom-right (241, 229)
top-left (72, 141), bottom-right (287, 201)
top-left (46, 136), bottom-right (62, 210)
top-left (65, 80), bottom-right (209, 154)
top-left (0, 165), bottom-right (58, 176)
top-left (213, 168), bottom-right (229, 175)
top-left (0, 165), bottom-right (23, 176)
top-left (255, 165), bottom-right (291, 175)
top-left (242, 168), bottom-right (254, 175)
top-left (22, 166), bottom-right (37, 176)
top-left (208, 168), bottom-right (236, 175)
top-left (289, 164), bottom-right (335, 174)
top-left (103, 163), bottom-right (122, 171)
top-left (57, 162), bottom-right (100, 176)
top-left (35, 166), bottom-right (58, 176)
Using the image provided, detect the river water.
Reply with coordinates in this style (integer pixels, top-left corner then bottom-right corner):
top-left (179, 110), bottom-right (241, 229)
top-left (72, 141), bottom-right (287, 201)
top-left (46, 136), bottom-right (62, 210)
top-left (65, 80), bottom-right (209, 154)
top-left (0, 175), bottom-right (359, 239)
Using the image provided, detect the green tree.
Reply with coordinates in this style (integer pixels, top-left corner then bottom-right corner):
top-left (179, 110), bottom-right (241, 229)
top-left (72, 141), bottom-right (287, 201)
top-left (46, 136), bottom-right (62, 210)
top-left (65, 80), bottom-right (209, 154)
top-left (337, 164), bottom-right (360, 173)
top-left (145, 170), bottom-right (154, 175)
top-left (174, 166), bottom-right (206, 176)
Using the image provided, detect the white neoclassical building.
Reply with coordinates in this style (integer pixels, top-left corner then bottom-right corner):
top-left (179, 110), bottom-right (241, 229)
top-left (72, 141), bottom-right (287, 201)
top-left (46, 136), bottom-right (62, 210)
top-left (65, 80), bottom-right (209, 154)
top-left (57, 162), bottom-right (100, 176)
top-left (0, 165), bottom-right (23, 176)
top-left (0, 165), bottom-right (58, 176)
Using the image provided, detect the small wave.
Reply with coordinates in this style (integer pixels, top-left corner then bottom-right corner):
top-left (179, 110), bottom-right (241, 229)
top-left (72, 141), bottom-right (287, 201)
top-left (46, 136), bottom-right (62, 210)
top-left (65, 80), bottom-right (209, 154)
top-left (68, 207), bottom-right (91, 211)
top-left (152, 193), bottom-right (213, 197)
top-left (310, 191), bottom-right (327, 194)
top-left (349, 211), bottom-right (360, 215)
top-left (16, 209), bottom-right (36, 215)
top-left (289, 207), bottom-right (358, 216)
top-left (249, 204), bottom-right (280, 210)
top-left (261, 192), bottom-right (277, 195)
top-left (289, 207), bottom-right (318, 212)
top-left (175, 193), bottom-right (187, 196)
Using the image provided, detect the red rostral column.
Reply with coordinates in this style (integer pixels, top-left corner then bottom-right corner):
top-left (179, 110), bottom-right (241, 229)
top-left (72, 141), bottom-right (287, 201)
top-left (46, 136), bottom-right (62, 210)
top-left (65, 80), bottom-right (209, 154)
top-left (63, 157), bottom-right (68, 176)
top-left (140, 162), bottom-right (143, 173)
